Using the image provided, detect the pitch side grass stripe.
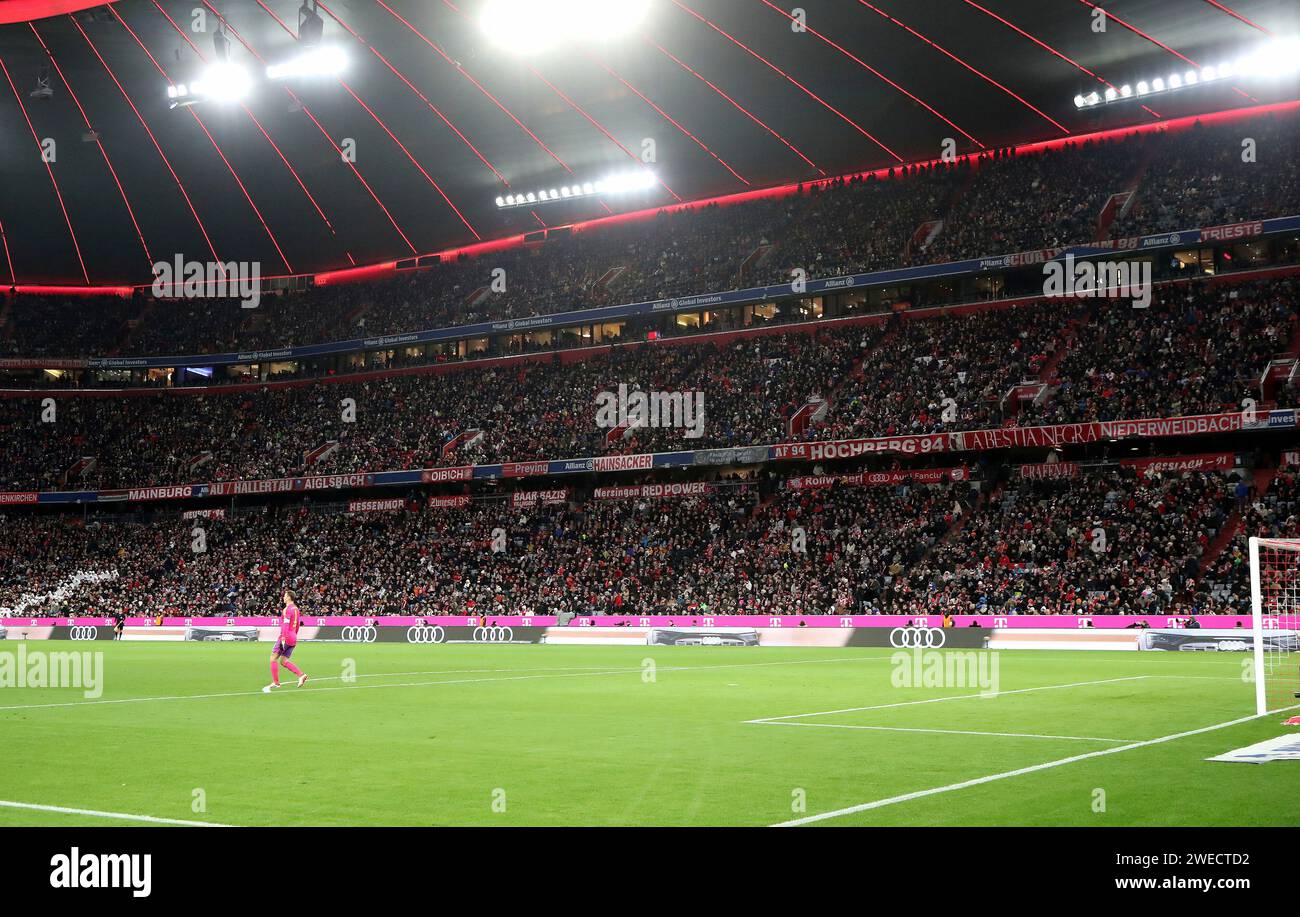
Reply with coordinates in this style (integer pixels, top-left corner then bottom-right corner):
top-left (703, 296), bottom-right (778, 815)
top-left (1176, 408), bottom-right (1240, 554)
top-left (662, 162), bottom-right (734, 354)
top-left (772, 703), bottom-right (1300, 827)
top-left (745, 675), bottom-right (1151, 722)
top-left (0, 654), bottom-right (891, 712)
top-left (0, 799), bottom-right (233, 827)
top-left (753, 721), bottom-right (1138, 743)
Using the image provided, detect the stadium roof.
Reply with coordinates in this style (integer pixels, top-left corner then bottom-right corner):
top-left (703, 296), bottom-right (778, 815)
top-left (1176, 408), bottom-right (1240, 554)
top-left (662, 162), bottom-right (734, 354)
top-left (1, 0), bottom-right (1298, 284)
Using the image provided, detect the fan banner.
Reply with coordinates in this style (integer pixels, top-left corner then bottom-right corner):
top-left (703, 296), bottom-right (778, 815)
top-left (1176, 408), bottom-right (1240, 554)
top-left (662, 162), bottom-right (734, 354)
top-left (0, 411), bottom-right (1289, 508)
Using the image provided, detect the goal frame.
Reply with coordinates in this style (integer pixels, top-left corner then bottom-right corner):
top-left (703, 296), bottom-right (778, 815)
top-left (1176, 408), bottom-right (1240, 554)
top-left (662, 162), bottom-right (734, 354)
top-left (1248, 535), bottom-right (1300, 717)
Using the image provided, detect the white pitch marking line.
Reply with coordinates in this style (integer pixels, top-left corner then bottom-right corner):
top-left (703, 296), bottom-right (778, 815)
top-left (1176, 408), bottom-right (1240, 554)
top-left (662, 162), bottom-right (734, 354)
top-left (744, 675), bottom-right (1150, 724)
top-left (751, 721), bottom-right (1137, 743)
top-left (1147, 675), bottom-right (1249, 681)
top-left (0, 654), bottom-right (889, 712)
top-left (0, 799), bottom-right (233, 827)
top-left (771, 703), bottom-right (1300, 827)
top-left (308, 663), bottom-right (641, 683)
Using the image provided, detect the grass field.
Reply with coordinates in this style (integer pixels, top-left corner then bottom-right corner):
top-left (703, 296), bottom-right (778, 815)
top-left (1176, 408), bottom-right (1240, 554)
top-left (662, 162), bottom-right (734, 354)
top-left (1, 642), bottom-right (1298, 827)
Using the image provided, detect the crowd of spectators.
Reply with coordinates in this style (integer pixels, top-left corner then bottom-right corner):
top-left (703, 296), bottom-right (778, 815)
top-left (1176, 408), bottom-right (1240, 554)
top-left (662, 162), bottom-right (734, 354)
top-left (0, 463), bottom-right (1258, 617)
top-left (1201, 470), bottom-right (1300, 608)
top-left (816, 303), bottom-right (1074, 440)
top-left (1020, 276), bottom-right (1299, 425)
top-left (1111, 114), bottom-right (1300, 238)
top-left (923, 135), bottom-right (1146, 262)
top-left (1, 274), bottom-right (1295, 492)
top-left (5, 109), bottom-right (1298, 362)
top-left (889, 466), bottom-right (1239, 615)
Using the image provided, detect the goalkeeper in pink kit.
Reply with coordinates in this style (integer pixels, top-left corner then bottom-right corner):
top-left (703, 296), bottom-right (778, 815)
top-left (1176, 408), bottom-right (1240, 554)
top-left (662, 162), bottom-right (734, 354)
top-left (263, 590), bottom-right (308, 693)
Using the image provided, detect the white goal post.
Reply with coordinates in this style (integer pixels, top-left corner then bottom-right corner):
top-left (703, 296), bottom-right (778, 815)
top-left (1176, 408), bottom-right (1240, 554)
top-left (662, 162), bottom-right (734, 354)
top-left (1248, 536), bottom-right (1300, 716)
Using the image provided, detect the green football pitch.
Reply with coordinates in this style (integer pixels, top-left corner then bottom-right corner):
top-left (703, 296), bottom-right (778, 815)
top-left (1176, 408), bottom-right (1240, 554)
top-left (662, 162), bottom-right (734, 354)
top-left (1, 642), bottom-right (1297, 827)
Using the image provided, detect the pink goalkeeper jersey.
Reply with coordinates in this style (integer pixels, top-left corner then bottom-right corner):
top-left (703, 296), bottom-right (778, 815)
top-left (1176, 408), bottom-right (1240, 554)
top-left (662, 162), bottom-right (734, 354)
top-left (279, 603), bottom-right (300, 646)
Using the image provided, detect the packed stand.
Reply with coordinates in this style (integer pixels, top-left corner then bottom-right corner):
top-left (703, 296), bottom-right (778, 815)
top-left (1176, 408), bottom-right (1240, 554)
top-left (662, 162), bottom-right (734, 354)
top-left (7, 110), bottom-right (1299, 361)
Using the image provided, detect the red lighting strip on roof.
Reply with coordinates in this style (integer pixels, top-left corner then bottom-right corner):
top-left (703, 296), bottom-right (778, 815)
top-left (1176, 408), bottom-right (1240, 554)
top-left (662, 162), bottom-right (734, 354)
top-left (0, 219), bottom-right (15, 286)
top-left (151, 1), bottom-right (349, 255)
top-left (17, 99), bottom-right (1300, 294)
top-left (434, 0), bottom-right (621, 215)
top-left (526, 67), bottom-right (682, 201)
top-left (307, 98), bottom-right (1300, 289)
top-left (347, 83), bottom-right (483, 240)
top-left (854, 0), bottom-right (1068, 133)
top-left (587, 55), bottom-right (749, 186)
top-left (253, 0), bottom-right (478, 242)
top-left (111, 5), bottom-right (292, 273)
top-left (316, 2), bottom-right (512, 189)
top-left (671, 0), bottom-right (904, 162)
top-left (1073, 0), bottom-right (1258, 103)
top-left (30, 21), bottom-right (153, 268)
top-left (959, 0), bottom-right (1161, 119)
top-left (204, 2), bottom-right (414, 256)
top-left (649, 38), bottom-right (824, 176)
top-left (8, 284), bottom-right (133, 297)
top-left (440, 0), bottom-right (681, 199)
top-left (71, 14), bottom-right (222, 267)
top-left (372, 0), bottom-right (575, 178)
top-left (316, 0), bottom-right (526, 229)
top-left (758, 0), bottom-right (984, 148)
top-left (1202, 0), bottom-right (1271, 34)
top-left (0, 51), bottom-right (88, 283)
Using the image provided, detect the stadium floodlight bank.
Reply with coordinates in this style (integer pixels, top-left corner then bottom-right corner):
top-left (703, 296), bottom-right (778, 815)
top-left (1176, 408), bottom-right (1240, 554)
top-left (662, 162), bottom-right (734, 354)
top-left (1249, 536), bottom-right (1300, 716)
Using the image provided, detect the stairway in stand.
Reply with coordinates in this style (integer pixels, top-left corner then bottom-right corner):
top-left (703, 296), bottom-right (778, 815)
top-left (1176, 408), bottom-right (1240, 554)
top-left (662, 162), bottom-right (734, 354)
top-left (1198, 465), bottom-right (1282, 577)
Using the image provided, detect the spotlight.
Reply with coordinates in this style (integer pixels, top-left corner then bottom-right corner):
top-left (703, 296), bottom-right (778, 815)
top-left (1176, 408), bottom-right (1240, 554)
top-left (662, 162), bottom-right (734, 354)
top-left (192, 61), bottom-right (253, 102)
top-left (494, 169), bottom-right (658, 208)
top-left (298, 0), bottom-right (325, 47)
top-left (1068, 36), bottom-right (1300, 109)
top-left (1238, 37), bottom-right (1300, 77)
top-left (479, 0), bottom-right (650, 54)
top-left (30, 63), bottom-right (52, 100)
top-left (213, 25), bottom-right (231, 62)
top-left (266, 45), bottom-right (348, 80)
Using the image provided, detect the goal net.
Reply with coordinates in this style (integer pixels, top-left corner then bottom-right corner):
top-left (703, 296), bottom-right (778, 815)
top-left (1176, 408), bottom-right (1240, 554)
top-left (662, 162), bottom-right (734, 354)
top-left (1248, 537), bottom-right (1300, 716)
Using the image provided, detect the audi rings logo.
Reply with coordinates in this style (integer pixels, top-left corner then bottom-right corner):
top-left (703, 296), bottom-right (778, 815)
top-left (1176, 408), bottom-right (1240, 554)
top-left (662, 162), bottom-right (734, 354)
top-left (889, 627), bottom-right (946, 649)
top-left (406, 625), bottom-right (446, 644)
top-left (68, 626), bottom-right (100, 641)
top-left (341, 626), bottom-right (378, 643)
top-left (474, 626), bottom-right (514, 643)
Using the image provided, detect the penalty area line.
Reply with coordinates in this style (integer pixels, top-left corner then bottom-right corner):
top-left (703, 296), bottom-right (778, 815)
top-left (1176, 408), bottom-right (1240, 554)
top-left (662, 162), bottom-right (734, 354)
top-left (745, 675), bottom-right (1150, 723)
top-left (752, 721), bottom-right (1137, 743)
top-left (771, 703), bottom-right (1300, 827)
top-left (0, 799), bottom-right (233, 827)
